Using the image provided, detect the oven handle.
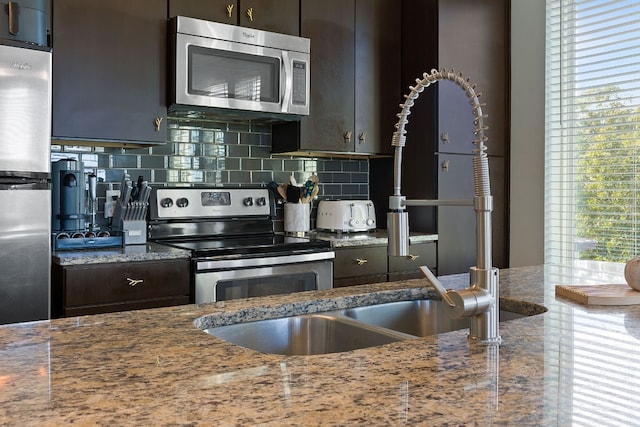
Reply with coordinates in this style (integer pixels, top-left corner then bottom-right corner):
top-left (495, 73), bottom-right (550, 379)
top-left (195, 251), bottom-right (335, 271)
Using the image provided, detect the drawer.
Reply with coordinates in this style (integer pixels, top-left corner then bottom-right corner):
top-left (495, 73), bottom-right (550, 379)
top-left (334, 246), bottom-right (387, 279)
top-left (63, 259), bottom-right (190, 308)
top-left (388, 242), bottom-right (436, 273)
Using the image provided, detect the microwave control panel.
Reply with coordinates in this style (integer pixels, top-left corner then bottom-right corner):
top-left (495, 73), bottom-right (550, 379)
top-left (292, 60), bottom-right (307, 105)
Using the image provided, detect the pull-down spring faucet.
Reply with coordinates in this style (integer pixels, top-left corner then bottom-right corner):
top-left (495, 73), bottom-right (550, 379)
top-left (387, 68), bottom-right (501, 345)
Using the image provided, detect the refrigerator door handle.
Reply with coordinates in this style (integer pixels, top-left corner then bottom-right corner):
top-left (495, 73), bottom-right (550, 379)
top-left (8, 1), bottom-right (20, 36)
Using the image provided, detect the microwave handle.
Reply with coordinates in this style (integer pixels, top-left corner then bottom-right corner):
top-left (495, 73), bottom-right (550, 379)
top-left (281, 51), bottom-right (292, 113)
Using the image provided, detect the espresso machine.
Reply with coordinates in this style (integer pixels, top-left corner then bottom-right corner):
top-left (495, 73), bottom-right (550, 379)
top-left (51, 159), bottom-right (85, 235)
top-left (51, 159), bottom-right (121, 249)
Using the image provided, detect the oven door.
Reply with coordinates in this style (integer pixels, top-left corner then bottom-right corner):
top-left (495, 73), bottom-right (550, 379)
top-left (194, 252), bottom-right (334, 304)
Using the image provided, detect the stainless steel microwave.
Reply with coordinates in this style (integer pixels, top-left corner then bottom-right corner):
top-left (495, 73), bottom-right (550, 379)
top-left (169, 16), bottom-right (310, 118)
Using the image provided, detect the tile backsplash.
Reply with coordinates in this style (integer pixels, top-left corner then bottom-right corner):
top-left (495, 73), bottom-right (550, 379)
top-left (51, 117), bottom-right (370, 230)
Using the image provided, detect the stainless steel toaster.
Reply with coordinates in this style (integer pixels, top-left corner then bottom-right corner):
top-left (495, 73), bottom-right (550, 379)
top-left (316, 200), bottom-right (376, 232)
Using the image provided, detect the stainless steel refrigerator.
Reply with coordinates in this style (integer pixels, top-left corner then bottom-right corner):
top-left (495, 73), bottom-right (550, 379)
top-left (0, 41), bottom-right (52, 325)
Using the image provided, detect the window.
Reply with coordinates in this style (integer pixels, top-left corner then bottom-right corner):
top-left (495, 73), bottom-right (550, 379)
top-left (545, 0), bottom-right (640, 266)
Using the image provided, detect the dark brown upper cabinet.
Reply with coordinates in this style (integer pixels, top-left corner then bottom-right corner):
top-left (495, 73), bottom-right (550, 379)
top-left (169, 0), bottom-right (299, 36)
top-left (52, 0), bottom-right (167, 145)
top-left (272, 0), bottom-right (401, 157)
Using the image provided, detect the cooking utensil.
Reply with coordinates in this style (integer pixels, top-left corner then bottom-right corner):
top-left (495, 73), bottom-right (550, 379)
top-left (300, 175), bottom-right (319, 203)
top-left (286, 184), bottom-right (301, 203)
top-left (267, 181), bottom-right (284, 202)
top-left (278, 185), bottom-right (287, 201)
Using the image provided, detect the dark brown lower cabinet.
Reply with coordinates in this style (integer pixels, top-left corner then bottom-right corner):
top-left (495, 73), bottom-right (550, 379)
top-left (334, 246), bottom-right (387, 287)
top-left (334, 242), bottom-right (437, 287)
top-left (52, 259), bottom-right (191, 317)
top-left (388, 242), bottom-right (437, 282)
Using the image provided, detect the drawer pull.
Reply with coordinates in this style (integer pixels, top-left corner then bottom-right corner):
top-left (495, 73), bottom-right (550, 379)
top-left (127, 277), bottom-right (144, 287)
top-left (355, 258), bottom-right (368, 266)
top-left (407, 254), bottom-right (419, 261)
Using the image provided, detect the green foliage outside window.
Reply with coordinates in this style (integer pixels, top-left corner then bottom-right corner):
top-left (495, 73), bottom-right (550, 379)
top-left (576, 88), bottom-right (640, 261)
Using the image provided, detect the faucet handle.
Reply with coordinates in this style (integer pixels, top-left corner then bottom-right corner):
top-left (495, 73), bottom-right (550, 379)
top-left (419, 266), bottom-right (456, 308)
top-left (420, 266), bottom-right (492, 319)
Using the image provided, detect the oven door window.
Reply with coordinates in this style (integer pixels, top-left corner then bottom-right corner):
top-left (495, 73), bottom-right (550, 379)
top-left (188, 45), bottom-right (280, 103)
top-left (216, 272), bottom-right (317, 301)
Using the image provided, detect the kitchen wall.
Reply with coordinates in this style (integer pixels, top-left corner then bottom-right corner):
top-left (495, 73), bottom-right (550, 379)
top-left (509, 0), bottom-right (545, 267)
top-left (51, 117), bottom-right (369, 231)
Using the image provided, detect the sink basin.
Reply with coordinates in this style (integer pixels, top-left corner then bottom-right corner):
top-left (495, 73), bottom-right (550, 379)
top-left (204, 313), bottom-right (411, 356)
top-left (203, 299), bottom-right (546, 355)
top-left (338, 299), bottom-right (538, 337)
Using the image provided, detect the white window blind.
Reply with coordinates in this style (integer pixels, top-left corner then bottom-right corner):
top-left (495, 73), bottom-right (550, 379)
top-left (545, 0), bottom-right (640, 265)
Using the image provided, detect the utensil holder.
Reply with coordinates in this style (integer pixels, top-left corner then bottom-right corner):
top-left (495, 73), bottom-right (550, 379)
top-left (284, 203), bottom-right (310, 234)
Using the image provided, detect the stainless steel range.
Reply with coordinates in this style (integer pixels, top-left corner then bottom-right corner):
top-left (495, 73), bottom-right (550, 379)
top-left (148, 187), bottom-right (334, 304)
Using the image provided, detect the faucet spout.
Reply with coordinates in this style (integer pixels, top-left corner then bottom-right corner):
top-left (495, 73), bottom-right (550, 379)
top-left (387, 68), bottom-right (500, 344)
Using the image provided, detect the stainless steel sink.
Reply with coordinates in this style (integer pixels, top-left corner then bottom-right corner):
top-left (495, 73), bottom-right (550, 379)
top-left (338, 299), bottom-right (538, 337)
top-left (203, 299), bottom-right (545, 355)
top-left (204, 313), bottom-right (412, 356)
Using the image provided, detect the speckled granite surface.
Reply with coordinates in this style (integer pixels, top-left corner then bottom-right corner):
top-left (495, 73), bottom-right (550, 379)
top-left (314, 230), bottom-right (438, 247)
top-left (2, 264), bottom-right (640, 425)
top-left (52, 242), bottom-right (190, 265)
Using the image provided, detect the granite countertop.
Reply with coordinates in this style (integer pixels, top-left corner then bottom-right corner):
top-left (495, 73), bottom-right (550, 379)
top-left (52, 242), bottom-right (191, 266)
top-left (52, 231), bottom-right (437, 265)
top-left (2, 264), bottom-right (640, 425)
top-left (313, 230), bottom-right (438, 247)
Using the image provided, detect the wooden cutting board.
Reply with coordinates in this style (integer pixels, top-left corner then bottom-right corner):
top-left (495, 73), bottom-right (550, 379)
top-left (555, 284), bottom-right (640, 305)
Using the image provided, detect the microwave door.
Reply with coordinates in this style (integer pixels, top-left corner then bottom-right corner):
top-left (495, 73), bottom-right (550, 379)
top-left (177, 33), bottom-right (285, 114)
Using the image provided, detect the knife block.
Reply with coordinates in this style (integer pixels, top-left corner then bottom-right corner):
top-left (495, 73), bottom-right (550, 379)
top-left (122, 220), bottom-right (147, 245)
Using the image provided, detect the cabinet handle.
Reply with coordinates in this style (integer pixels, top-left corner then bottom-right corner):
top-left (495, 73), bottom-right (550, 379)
top-left (344, 131), bottom-right (352, 143)
top-left (441, 132), bottom-right (449, 143)
top-left (8, 1), bottom-right (18, 35)
top-left (154, 117), bottom-right (163, 132)
top-left (442, 160), bottom-right (450, 172)
top-left (226, 4), bottom-right (234, 18)
top-left (127, 277), bottom-right (144, 287)
top-left (246, 7), bottom-right (254, 22)
top-left (358, 131), bottom-right (367, 144)
top-left (355, 258), bottom-right (368, 266)
top-left (407, 254), bottom-right (419, 261)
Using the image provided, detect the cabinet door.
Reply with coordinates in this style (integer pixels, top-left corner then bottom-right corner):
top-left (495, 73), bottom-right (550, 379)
top-left (299, 0), bottom-right (355, 152)
top-left (436, 153), bottom-right (475, 275)
top-left (438, 0), bottom-right (507, 156)
top-left (52, 0), bottom-right (167, 144)
top-left (436, 153), bottom-right (506, 274)
top-left (169, 0), bottom-right (237, 24)
top-left (388, 242), bottom-right (437, 274)
top-left (354, 0), bottom-right (401, 155)
top-left (61, 259), bottom-right (190, 316)
top-left (239, 0), bottom-right (299, 35)
top-left (334, 245), bottom-right (387, 287)
top-left (437, 79), bottom-right (477, 155)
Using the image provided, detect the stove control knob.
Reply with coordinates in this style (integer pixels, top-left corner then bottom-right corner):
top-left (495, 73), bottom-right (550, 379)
top-left (244, 197), bottom-right (254, 206)
top-left (160, 197), bottom-right (174, 208)
top-left (257, 197), bottom-right (267, 206)
top-left (176, 198), bottom-right (189, 208)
